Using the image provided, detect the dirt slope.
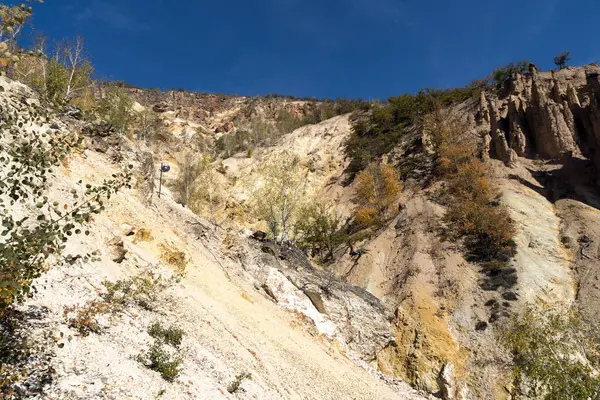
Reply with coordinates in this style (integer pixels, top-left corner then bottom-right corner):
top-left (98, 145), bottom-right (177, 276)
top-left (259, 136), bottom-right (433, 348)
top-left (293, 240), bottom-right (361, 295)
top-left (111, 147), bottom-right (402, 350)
top-left (18, 148), bottom-right (425, 399)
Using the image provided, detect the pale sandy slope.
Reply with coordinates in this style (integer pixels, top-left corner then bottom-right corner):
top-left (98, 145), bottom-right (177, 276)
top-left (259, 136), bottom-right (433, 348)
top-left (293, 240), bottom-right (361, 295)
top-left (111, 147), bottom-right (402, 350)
top-left (26, 148), bottom-right (426, 400)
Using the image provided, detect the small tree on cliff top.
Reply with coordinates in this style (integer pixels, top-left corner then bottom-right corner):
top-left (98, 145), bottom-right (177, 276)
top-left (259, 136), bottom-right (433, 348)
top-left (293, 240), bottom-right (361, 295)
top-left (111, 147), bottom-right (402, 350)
top-left (554, 51), bottom-right (571, 70)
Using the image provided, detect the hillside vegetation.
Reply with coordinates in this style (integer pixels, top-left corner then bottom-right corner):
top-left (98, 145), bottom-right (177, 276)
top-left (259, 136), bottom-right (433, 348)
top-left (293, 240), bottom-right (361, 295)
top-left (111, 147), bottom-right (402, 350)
top-left (2, 2), bottom-right (600, 399)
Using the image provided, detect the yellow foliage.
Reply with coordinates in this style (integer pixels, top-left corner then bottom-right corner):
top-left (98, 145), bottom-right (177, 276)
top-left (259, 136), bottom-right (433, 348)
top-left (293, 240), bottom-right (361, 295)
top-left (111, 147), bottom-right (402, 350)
top-left (354, 163), bottom-right (402, 227)
top-left (159, 244), bottom-right (187, 275)
top-left (354, 206), bottom-right (378, 227)
top-left (429, 109), bottom-right (516, 264)
top-left (133, 228), bottom-right (153, 243)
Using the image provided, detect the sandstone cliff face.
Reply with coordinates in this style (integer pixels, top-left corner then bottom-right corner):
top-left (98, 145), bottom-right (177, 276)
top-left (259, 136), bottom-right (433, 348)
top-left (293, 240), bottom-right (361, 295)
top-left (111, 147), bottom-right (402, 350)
top-left (481, 64), bottom-right (600, 175)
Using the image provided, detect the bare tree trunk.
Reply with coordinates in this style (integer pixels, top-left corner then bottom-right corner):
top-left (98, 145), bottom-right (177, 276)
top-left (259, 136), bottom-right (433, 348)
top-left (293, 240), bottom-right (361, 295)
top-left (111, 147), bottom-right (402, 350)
top-left (208, 191), bottom-right (216, 225)
top-left (64, 37), bottom-right (84, 101)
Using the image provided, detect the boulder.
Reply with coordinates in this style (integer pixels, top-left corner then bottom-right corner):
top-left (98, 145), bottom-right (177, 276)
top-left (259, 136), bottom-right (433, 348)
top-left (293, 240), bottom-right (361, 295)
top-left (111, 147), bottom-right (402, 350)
top-left (215, 121), bottom-right (234, 133)
top-left (152, 101), bottom-right (169, 113)
top-left (437, 362), bottom-right (455, 400)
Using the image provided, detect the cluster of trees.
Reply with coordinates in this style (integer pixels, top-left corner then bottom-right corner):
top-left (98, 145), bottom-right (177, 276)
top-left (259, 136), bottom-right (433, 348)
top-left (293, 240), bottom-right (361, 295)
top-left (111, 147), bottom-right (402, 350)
top-left (505, 306), bottom-right (600, 399)
top-left (345, 89), bottom-right (469, 176)
top-left (427, 110), bottom-right (516, 266)
top-left (247, 153), bottom-right (402, 263)
top-left (12, 35), bottom-right (94, 105)
top-left (0, 1), bottom-right (142, 319)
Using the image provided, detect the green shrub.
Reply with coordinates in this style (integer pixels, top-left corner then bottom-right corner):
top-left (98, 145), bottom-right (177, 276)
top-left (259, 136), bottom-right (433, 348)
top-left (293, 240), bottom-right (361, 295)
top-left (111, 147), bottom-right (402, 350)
top-left (227, 372), bottom-right (252, 393)
top-left (64, 273), bottom-right (174, 336)
top-left (505, 306), bottom-right (600, 399)
top-left (102, 272), bottom-right (172, 311)
top-left (63, 300), bottom-right (109, 336)
top-left (148, 322), bottom-right (184, 347)
top-left (491, 59), bottom-right (530, 87)
top-left (136, 342), bottom-right (182, 382)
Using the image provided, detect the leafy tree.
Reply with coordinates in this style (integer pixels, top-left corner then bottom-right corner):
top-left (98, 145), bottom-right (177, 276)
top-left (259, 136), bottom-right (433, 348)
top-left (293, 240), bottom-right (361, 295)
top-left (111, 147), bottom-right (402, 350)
top-left (251, 152), bottom-right (308, 243)
top-left (0, 110), bottom-right (131, 315)
top-left (188, 155), bottom-right (221, 224)
top-left (0, 1), bottom-right (41, 46)
top-left (492, 59), bottom-right (530, 86)
top-left (172, 152), bottom-right (202, 208)
top-left (135, 109), bottom-right (161, 151)
top-left (297, 202), bottom-right (348, 262)
top-left (554, 51), bottom-right (572, 70)
top-left (59, 36), bottom-right (94, 102)
top-left (353, 163), bottom-right (401, 228)
top-left (505, 306), bottom-right (600, 399)
top-left (100, 84), bottom-right (135, 134)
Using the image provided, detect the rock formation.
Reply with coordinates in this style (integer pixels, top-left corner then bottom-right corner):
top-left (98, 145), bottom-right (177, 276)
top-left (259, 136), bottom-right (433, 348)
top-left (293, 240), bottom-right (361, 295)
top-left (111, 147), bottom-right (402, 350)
top-left (480, 64), bottom-right (600, 179)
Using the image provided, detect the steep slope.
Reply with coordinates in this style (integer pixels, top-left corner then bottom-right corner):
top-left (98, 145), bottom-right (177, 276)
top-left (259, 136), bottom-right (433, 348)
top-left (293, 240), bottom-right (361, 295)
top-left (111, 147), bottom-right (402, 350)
top-left (125, 64), bottom-right (600, 398)
top-left (0, 77), bottom-right (427, 399)
top-left (6, 61), bottom-right (600, 399)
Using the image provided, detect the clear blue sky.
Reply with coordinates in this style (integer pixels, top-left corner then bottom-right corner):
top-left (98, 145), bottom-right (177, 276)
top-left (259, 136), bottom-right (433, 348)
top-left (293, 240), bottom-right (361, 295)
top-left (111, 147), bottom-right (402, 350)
top-left (17, 0), bottom-right (600, 99)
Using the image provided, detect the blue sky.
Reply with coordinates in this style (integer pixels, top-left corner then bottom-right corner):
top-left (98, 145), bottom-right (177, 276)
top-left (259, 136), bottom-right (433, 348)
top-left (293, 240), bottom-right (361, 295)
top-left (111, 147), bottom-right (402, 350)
top-left (17, 0), bottom-right (600, 99)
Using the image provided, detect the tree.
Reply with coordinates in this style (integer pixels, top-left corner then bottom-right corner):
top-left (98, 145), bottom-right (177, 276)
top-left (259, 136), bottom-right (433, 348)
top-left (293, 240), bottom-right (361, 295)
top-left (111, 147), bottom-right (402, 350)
top-left (251, 152), bottom-right (308, 243)
top-left (505, 306), bottom-right (600, 399)
top-left (354, 163), bottom-right (401, 227)
top-left (0, 109), bottom-right (131, 315)
top-left (554, 51), bottom-right (572, 70)
top-left (100, 84), bottom-right (135, 135)
top-left (189, 156), bottom-right (221, 224)
top-left (297, 202), bottom-right (348, 262)
top-left (0, 1), bottom-right (41, 47)
top-left (135, 109), bottom-right (161, 151)
top-left (172, 152), bottom-right (202, 208)
top-left (60, 36), bottom-right (93, 102)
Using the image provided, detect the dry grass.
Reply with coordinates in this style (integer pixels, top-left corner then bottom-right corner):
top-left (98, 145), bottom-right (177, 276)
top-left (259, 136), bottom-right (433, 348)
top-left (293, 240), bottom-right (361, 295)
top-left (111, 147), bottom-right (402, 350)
top-left (133, 228), bottom-right (153, 243)
top-left (160, 244), bottom-right (188, 274)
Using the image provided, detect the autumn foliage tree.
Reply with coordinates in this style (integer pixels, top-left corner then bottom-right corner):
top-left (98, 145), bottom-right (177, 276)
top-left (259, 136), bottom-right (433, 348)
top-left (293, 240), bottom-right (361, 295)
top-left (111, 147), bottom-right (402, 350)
top-left (427, 110), bottom-right (516, 266)
top-left (353, 163), bottom-right (401, 228)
